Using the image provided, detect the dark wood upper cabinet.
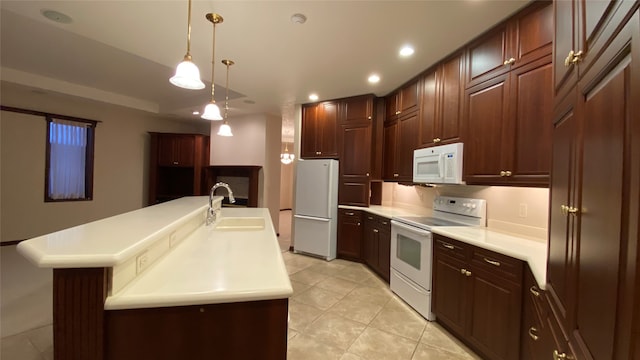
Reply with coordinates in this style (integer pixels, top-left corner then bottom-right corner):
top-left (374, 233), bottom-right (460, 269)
top-left (382, 120), bottom-right (398, 180)
top-left (420, 52), bottom-right (464, 147)
top-left (301, 101), bottom-right (338, 159)
top-left (467, 1), bottom-right (552, 89)
top-left (383, 112), bottom-right (419, 182)
top-left (553, 0), bottom-right (630, 105)
top-left (546, 6), bottom-right (639, 360)
top-left (148, 133), bottom-right (209, 205)
top-left (342, 95), bottom-right (373, 122)
top-left (385, 79), bottom-right (420, 122)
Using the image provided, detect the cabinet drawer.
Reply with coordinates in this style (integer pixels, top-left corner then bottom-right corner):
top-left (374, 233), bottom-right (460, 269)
top-left (339, 209), bottom-right (362, 221)
top-left (433, 235), bottom-right (467, 262)
top-left (471, 247), bottom-right (523, 283)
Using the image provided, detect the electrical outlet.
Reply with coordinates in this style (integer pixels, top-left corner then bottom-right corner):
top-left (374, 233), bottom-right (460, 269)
top-left (136, 252), bottom-right (149, 274)
top-left (518, 203), bottom-right (528, 218)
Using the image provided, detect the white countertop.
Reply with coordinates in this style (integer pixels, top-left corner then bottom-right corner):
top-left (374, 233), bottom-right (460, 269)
top-left (339, 204), bottom-right (548, 288)
top-left (105, 207), bottom-right (293, 310)
top-left (339, 204), bottom-right (425, 219)
top-left (432, 227), bottom-right (548, 288)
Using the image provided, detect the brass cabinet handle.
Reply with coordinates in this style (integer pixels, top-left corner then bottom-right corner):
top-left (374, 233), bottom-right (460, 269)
top-left (571, 50), bottom-right (584, 64)
top-left (484, 258), bottom-right (501, 267)
top-left (528, 327), bottom-right (539, 341)
top-left (442, 243), bottom-right (455, 250)
top-left (553, 350), bottom-right (568, 360)
top-left (530, 286), bottom-right (541, 297)
top-left (357, 222), bottom-right (361, 226)
top-left (373, 229), bottom-right (379, 233)
top-left (173, 161), bottom-right (179, 165)
top-left (567, 206), bottom-right (579, 215)
top-left (564, 50), bottom-right (575, 67)
top-left (465, 270), bottom-right (472, 277)
top-left (366, 173), bottom-right (370, 177)
top-left (433, 138), bottom-right (441, 143)
top-left (368, 116), bottom-right (372, 120)
top-left (394, 173), bottom-right (399, 177)
top-left (500, 171), bottom-right (506, 177)
top-left (395, 111), bottom-right (401, 115)
top-left (367, 216), bottom-right (374, 220)
top-left (561, 204), bottom-right (568, 215)
top-left (505, 171), bottom-right (512, 177)
top-left (345, 212), bottom-right (355, 216)
top-left (503, 57), bottom-right (516, 66)
top-left (382, 221), bottom-right (388, 225)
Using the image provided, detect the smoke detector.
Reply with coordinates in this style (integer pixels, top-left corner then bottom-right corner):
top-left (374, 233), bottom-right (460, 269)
top-left (290, 13), bottom-right (307, 24)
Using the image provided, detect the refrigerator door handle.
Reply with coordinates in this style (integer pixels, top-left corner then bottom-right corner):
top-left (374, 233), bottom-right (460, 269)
top-left (294, 214), bottom-right (331, 222)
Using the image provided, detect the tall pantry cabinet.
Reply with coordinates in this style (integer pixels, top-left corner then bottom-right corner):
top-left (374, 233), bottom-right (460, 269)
top-left (546, 2), bottom-right (639, 360)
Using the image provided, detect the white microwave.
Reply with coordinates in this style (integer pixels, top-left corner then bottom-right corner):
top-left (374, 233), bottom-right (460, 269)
top-left (413, 142), bottom-right (464, 184)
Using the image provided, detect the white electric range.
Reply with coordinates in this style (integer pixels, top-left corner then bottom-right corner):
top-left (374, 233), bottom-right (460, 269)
top-left (390, 196), bottom-right (487, 320)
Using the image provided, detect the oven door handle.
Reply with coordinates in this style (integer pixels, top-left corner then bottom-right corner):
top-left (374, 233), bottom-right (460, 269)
top-left (391, 220), bottom-right (432, 237)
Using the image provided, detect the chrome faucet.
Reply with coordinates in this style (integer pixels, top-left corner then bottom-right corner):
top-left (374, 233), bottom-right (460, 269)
top-left (207, 182), bottom-right (235, 225)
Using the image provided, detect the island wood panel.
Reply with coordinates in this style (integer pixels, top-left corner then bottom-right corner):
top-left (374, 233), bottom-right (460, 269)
top-left (53, 268), bottom-right (108, 360)
top-left (105, 299), bottom-right (288, 360)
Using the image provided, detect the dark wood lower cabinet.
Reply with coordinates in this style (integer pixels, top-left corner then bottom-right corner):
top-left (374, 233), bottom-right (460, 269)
top-left (432, 234), bottom-right (523, 360)
top-left (105, 299), bottom-right (288, 360)
top-left (337, 209), bottom-right (363, 260)
top-left (362, 214), bottom-right (391, 282)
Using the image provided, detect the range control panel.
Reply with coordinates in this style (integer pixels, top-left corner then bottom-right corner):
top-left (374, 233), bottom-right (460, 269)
top-left (433, 196), bottom-right (487, 219)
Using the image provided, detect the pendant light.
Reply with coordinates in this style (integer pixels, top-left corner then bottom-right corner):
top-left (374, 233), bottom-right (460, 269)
top-left (169, 0), bottom-right (205, 90)
top-left (280, 143), bottom-right (295, 164)
top-left (201, 13), bottom-right (224, 121)
top-left (217, 59), bottom-right (234, 136)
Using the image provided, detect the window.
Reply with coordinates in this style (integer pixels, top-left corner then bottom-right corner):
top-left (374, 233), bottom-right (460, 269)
top-left (45, 117), bottom-right (96, 201)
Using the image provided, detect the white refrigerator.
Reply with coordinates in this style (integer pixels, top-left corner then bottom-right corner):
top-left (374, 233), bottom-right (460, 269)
top-left (293, 159), bottom-right (339, 261)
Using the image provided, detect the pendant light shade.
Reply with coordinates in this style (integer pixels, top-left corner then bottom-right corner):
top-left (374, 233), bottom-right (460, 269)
top-left (217, 123), bottom-right (233, 136)
top-left (201, 102), bottom-right (223, 120)
top-left (170, 0), bottom-right (205, 90)
top-left (216, 59), bottom-right (235, 136)
top-left (201, 13), bottom-right (224, 121)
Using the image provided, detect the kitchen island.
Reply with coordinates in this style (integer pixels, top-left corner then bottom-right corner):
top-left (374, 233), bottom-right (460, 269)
top-left (17, 196), bottom-right (292, 360)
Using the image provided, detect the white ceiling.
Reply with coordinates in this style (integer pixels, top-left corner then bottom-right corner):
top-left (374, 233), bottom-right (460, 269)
top-left (0, 1), bottom-right (530, 142)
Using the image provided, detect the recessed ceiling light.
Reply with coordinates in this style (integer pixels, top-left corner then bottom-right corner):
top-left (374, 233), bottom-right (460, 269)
top-left (291, 13), bottom-right (307, 24)
top-left (309, 94), bottom-right (319, 101)
top-left (368, 74), bottom-right (380, 84)
top-left (41, 9), bottom-right (73, 24)
top-left (192, 111), bottom-right (200, 115)
top-left (399, 45), bottom-right (415, 57)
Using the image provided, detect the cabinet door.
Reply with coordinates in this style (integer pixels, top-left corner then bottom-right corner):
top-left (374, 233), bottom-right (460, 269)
top-left (511, 1), bottom-right (553, 69)
top-left (399, 79), bottom-right (419, 115)
top-left (419, 69), bottom-right (438, 147)
top-left (397, 113), bottom-right (419, 181)
top-left (318, 101), bottom-right (339, 157)
top-left (301, 105), bottom-right (320, 158)
top-left (362, 215), bottom-right (378, 269)
top-left (175, 136), bottom-right (195, 166)
top-left (466, 23), bottom-right (511, 88)
top-left (546, 98), bottom-right (579, 331)
top-left (157, 135), bottom-right (194, 166)
top-left (385, 92), bottom-right (399, 120)
top-left (438, 53), bottom-right (464, 145)
top-left (377, 221), bottom-right (391, 283)
top-left (433, 253), bottom-right (468, 337)
top-left (508, 56), bottom-right (553, 186)
top-left (553, 0), bottom-right (579, 103)
top-left (572, 44), bottom-right (629, 360)
top-left (157, 135), bottom-right (177, 166)
top-left (467, 266), bottom-right (522, 360)
top-left (463, 74), bottom-right (510, 184)
top-left (338, 122), bottom-right (371, 206)
top-left (382, 121), bottom-right (398, 180)
top-left (342, 95), bottom-right (373, 122)
top-left (337, 210), bottom-right (363, 260)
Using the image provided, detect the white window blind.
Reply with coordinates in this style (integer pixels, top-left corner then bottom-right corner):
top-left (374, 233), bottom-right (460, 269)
top-left (47, 118), bottom-right (89, 200)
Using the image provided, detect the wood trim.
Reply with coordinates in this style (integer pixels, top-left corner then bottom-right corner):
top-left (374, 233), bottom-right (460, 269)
top-left (0, 105), bottom-right (100, 125)
top-left (53, 268), bottom-right (107, 360)
top-left (0, 239), bottom-right (25, 246)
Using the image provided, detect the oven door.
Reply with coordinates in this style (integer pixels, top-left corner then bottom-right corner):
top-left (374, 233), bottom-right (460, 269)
top-left (390, 220), bottom-right (433, 290)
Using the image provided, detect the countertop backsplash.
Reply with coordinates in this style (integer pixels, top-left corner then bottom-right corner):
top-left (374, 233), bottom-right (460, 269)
top-left (383, 183), bottom-right (549, 243)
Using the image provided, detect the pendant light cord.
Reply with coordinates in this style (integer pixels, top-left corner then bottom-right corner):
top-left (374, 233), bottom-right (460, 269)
top-left (224, 62), bottom-right (230, 120)
top-left (210, 21), bottom-right (217, 101)
top-left (186, 0), bottom-right (192, 57)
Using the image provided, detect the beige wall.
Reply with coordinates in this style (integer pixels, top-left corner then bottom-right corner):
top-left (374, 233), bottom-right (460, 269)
top-left (209, 113), bottom-right (282, 233)
top-left (280, 161), bottom-right (294, 209)
top-left (390, 184), bottom-right (550, 241)
top-left (0, 83), bottom-right (209, 337)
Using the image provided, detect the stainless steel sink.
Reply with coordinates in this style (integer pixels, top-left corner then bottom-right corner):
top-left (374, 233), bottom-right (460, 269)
top-left (213, 217), bottom-right (265, 231)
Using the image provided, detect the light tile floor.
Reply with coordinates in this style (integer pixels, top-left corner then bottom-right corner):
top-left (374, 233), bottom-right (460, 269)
top-left (1, 251), bottom-right (480, 360)
top-left (283, 251), bottom-right (481, 360)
